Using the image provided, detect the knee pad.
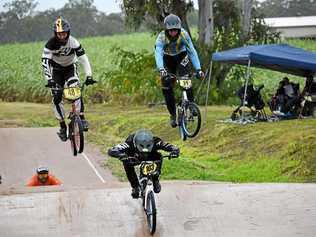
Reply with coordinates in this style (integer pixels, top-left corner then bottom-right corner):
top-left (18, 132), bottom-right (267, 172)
top-left (161, 76), bottom-right (175, 90)
top-left (65, 77), bottom-right (80, 87)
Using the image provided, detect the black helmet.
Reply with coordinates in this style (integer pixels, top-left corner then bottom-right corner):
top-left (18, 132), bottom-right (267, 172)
top-left (164, 14), bottom-right (181, 30)
top-left (53, 16), bottom-right (71, 33)
top-left (133, 129), bottom-right (154, 153)
top-left (36, 166), bottom-right (49, 175)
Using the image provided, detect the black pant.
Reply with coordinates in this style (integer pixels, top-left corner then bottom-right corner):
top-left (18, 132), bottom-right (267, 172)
top-left (123, 153), bottom-right (162, 189)
top-left (51, 64), bottom-right (84, 120)
top-left (161, 52), bottom-right (194, 116)
top-left (278, 95), bottom-right (299, 113)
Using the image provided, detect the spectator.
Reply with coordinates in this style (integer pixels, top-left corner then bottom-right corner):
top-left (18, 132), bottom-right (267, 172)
top-left (27, 166), bottom-right (62, 187)
top-left (276, 77), bottom-right (300, 114)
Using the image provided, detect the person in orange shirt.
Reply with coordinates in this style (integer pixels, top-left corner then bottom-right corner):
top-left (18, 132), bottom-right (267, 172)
top-left (27, 166), bottom-right (62, 186)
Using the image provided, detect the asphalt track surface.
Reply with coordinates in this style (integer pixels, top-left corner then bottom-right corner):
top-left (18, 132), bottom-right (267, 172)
top-left (0, 128), bottom-right (316, 237)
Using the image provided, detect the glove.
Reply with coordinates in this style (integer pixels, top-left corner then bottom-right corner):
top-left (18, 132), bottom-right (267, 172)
top-left (45, 79), bottom-right (56, 88)
top-left (159, 68), bottom-right (168, 78)
top-left (196, 70), bottom-right (205, 80)
top-left (85, 76), bottom-right (97, 85)
top-left (170, 149), bottom-right (180, 158)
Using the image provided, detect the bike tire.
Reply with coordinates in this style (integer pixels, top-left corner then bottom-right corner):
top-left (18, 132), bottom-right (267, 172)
top-left (146, 191), bottom-right (156, 235)
top-left (181, 102), bottom-right (201, 138)
top-left (69, 121), bottom-right (78, 156)
top-left (73, 117), bottom-right (84, 153)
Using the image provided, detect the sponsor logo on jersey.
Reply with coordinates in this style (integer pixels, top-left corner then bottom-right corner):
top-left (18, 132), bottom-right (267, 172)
top-left (54, 47), bottom-right (72, 56)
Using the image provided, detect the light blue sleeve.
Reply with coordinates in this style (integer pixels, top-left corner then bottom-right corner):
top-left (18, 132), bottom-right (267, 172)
top-left (183, 30), bottom-right (201, 70)
top-left (154, 32), bottom-right (165, 70)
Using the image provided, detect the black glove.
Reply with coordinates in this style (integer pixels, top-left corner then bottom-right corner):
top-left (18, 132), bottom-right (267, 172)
top-left (196, 70), bottom-right (205, 80)
top-left (159, 68), bottom-right (168, 78)
top-left (170, 149), bottom-right (180, 158)
top-left (85, 76), bottom-right (97, 86)
top-left (45, 79), bottom-right (56, 88)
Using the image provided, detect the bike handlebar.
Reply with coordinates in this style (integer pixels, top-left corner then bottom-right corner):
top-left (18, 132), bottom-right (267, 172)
top-left (118, 153), bottom-right (178, 164)
top-left (165, 72), bottom-right (198, 80)
top-left (45, 79), bottom-right (97, 90)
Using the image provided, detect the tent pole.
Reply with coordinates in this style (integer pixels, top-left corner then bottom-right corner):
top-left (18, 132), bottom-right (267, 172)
top-left (205, 60), bottom-right (213, 124)
top-left (242, 59), bottom-right (251, 121)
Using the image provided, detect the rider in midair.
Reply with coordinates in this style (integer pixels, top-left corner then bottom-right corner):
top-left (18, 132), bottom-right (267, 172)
top-left (154, 14), bottom-right (204, 128)
top-left (41, 16), bottom-right (96, 141)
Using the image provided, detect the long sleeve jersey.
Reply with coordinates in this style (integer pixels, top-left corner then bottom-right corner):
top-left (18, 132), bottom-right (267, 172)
top-left (154, 28), bottom-right (201, 71)
top-left (41, 35), bottom-right (92, 80)
top-left (27, 175), bottom-right (62, 186)
top-left (108, 134), bottom-right (179, 159)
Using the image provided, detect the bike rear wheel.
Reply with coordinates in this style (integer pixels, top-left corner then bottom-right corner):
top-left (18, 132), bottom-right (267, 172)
top-left (146, 191), bottom-right (156, 235)
top-left (69, 117), bottom-right (84, 156)
top-left (181, 102), bottom-right (201, 138)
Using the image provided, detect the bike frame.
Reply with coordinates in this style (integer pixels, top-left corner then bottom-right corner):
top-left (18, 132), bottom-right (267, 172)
top-left (138, 160), bottom-right (162, 205)
top-left (120, 155), bottom-right (172, 199)
top-left (48, 80), bottom-right (91, 155)
top-left (139, 168), bottom-right (155, 210)
top-left (119, 154), bottom-right (174, 235)
top-left (51, 81), bottom-right (87, 121)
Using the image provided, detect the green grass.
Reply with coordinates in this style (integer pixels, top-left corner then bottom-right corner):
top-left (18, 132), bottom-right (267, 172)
top-left (2, 102), bottom-right (315, 183)
top-left (0, 102), bottom-right (56, 127)
top-left (1, 33), bottom-right (316, 183)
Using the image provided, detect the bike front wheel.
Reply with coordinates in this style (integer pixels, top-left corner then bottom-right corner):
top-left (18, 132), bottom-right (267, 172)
top-left (69, 117), bottom-right (84, 156)
top-left (145, 191), bottom-right (156, 235)
top-left (181, 102), bottom-right (201, 138)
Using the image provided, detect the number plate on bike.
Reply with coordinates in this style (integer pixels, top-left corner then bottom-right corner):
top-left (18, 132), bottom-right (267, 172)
top-left (63, 87), bottom-right (81, 100)
top-left (141, 163), bottom-right (158, 175)
top-left (179, 79), bottom-right (192, 89)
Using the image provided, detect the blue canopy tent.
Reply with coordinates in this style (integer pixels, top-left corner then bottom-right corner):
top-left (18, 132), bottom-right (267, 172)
top-left (204, 44), bottom-right (316, 119)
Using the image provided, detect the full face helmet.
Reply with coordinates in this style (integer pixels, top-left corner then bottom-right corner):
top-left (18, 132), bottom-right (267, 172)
top-left (53, 16), bottom-right (71, 44)
top-left (164, 14), bottom-right (181, 40)
top-left (36, 166), bottom-right (49, 184)
top-left (133, 129), bottom-right (154, 158)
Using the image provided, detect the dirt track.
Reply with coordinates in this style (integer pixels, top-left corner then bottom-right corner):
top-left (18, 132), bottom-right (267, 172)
top-left (1, 128), bottom-right (316, 237)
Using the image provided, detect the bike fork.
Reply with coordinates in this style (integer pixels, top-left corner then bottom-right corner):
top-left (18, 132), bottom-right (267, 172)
top-left (183, 90), bottom-right (188, 102)
top-left (144, 181), bottom-right (154, 210)
top-left (178, 91), bottom-right (188, 141)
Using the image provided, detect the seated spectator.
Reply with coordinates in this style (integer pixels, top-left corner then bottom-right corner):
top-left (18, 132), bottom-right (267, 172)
top-left (301, 75), bottom-right (316, 96)
top-left (275, 77), bottom-right (300, 114)
top-left (298, 75), bottom-right (316, 117)
top-left (27, 166), bottom-right (62, 186)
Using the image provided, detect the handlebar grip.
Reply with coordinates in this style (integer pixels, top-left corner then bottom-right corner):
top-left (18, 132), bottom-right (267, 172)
top-left (84, 79), bottom-right (97, 86)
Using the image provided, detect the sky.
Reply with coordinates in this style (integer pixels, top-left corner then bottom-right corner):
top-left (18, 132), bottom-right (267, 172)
top-left (0, 0), bottom-right (200, 13)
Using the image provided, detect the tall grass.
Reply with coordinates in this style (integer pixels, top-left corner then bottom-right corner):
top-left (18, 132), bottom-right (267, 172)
top-left (1, 33), bottom-right (316, 104)
top-left (0, 33), bottom-right (156, 103)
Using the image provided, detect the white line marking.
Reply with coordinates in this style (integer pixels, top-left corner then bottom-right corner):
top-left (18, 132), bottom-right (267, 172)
top-left (81, 152), bottom-right (106, 183)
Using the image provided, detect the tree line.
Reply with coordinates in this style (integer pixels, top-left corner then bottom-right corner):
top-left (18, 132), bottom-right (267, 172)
top-left (258, 0), bottom-right (316, 17)
top-left (1, 0), bottom-right (315, 44)
top-left (0, 0), bottom-right (125, 44)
